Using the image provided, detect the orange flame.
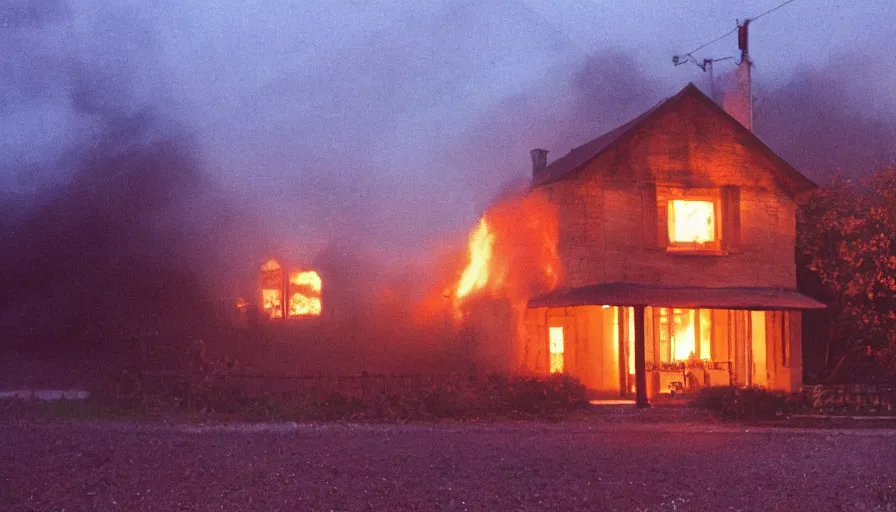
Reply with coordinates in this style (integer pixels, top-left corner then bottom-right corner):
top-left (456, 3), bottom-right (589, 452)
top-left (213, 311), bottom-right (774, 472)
top-left (291, 270), bottom-right (322, 292)
top-left (261, 259), bottom-right (285, 319)
top-left (455, 217), bottom-right (495, 300)
top-left (451, 189), bottom-right (561, 317)
top-left (262, 289), bottom-right (284, 318)
top-left (288, 270), bottom-right (322, 317)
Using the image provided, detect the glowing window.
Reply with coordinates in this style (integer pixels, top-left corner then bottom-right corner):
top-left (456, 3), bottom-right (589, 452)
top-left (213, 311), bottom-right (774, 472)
top-left (288, 271), bottom-right (322, 317)
top-left (262, 288), bottom-right (283, 319)
top-left (260, 259), bottom-right (284, 319)
top-left (657, 308), bottom-right (713, 362)
top-left (668, 200), bottom-right (716, 244)
top-left (671, 308), bottom-right (696, 361)
top-left (549, 326), bottom-right (565, 373)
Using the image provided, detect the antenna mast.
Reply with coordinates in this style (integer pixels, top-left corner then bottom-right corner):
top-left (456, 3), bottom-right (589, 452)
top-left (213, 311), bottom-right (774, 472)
top-left (736, 18), bottom-right (753, 130)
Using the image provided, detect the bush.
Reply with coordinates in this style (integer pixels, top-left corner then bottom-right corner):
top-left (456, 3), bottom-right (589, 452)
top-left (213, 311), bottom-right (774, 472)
top-left (486, 373), bottom-right (589, 417)
top-left (52, 372), bottom-right (589, 423)
top-left (692, 386), bottom-right (794, 421)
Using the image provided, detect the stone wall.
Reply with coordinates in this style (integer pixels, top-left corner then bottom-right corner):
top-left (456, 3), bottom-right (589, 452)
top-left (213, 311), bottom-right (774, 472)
top-left (541, 89), bottom-right (799, 291)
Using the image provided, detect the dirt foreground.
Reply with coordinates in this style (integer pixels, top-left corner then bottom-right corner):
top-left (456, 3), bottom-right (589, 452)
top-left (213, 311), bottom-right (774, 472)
top-left (2, 419), bottom-right (895, 511)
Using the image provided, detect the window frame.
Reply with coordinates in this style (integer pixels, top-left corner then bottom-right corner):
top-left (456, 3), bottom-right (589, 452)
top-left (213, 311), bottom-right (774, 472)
top-left (654, 307), bottom-right (713, 363)
top-left (667, 198), bottom-right (719, 245)
top-left (657, 187), bottom-right (726, 255)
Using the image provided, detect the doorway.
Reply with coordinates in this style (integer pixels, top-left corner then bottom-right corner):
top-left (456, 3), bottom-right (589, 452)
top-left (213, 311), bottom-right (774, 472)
top-left (618, 307), bottom-right (636, 396)
top-left (750, 311), bottom-right (768, 386)
top-left (548, 326), bottom-right (565, 374)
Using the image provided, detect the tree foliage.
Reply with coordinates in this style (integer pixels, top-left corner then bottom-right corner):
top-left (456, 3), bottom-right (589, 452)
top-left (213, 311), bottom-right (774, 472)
top-left (797, 166), bottom-right (896, 357)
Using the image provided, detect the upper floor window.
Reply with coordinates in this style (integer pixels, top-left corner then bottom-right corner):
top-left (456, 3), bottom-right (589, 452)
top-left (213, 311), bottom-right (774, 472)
top-left (643, 184), bottom-right (741, 255)
top-left (668, 200), bottom-right (716, 244)
top-left (666, 194), bottom-right (722, 253)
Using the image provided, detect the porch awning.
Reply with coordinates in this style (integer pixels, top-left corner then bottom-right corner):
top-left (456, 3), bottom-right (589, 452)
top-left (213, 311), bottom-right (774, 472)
top-left (527, 282), bottom-right (826, 310)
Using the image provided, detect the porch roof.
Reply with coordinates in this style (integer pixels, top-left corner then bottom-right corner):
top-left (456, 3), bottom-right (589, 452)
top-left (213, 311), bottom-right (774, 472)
top-left (527, 282), bottom-right (826, 310)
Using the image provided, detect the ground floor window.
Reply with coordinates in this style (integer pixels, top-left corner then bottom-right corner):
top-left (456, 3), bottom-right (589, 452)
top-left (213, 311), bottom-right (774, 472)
top-left (549, 326), bottom-right (565, 373)
top-left (655, 308), bottom-right (712, 362)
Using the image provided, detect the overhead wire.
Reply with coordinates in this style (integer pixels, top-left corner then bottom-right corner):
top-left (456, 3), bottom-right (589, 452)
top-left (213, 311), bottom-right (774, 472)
top-left (679, 0), bottom-right (802, 57)
top-left (752, 0), bottom-right (800, 21)
top-left (683, 27), bottom-right (738, 57)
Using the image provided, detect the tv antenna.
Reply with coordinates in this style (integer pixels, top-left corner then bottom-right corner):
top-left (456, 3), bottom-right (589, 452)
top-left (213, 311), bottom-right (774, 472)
top-left (672, 54), bottom-right (734, 104)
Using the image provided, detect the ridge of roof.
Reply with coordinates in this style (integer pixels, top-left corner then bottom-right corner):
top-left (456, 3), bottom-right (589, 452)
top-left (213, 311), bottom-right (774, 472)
top-left (531, 84), bottom-right (696, 187)
top-left (530, 83), bottom-right (816, 196)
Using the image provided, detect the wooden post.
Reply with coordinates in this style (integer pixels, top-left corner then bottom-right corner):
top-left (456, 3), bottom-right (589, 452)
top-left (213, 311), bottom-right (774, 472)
top-left (634, 305), bottom-right (650, 408)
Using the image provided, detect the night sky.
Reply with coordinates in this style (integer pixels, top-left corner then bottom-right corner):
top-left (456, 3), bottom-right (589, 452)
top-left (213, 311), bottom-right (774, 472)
top-left (3, 0), bottom-right (895, 270)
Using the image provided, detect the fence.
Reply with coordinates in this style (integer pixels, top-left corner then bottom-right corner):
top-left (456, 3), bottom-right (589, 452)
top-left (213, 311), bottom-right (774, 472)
top-left (802, 384), bottom-right (896, 414)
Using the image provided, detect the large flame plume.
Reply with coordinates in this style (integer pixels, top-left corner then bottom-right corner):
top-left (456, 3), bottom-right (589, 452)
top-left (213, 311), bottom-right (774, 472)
top-left (455, 218), bottom-right (495, 300)
top-left (452, 188), bottom-right (561, 316)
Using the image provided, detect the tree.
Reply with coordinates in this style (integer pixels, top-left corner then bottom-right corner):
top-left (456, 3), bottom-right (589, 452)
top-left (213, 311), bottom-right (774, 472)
top-left (797, 166), bottom-right (896, 377)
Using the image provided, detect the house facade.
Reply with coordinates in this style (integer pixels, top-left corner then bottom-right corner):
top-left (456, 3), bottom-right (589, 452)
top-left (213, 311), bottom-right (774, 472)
top-left (520, 83), bottom-right (824, 403)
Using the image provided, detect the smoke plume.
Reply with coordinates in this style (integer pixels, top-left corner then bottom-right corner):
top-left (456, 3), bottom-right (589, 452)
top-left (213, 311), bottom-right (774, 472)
top-left (2, 1), bottom-right (894, 385)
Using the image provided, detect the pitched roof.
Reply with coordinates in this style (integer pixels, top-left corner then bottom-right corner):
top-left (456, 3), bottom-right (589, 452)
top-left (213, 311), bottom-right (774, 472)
top-left (528, 282), bottom-right (826, 310)
top-left (531, 83), bottom-right (817, 196)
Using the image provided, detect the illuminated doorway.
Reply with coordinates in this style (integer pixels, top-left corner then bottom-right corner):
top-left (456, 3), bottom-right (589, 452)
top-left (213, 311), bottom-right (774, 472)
top-left (619, 307), bottom-right (636, 396)
top-left (549, 326), bottom-right (565, 373)
top-left (750, 311), bottom-right (768, 386)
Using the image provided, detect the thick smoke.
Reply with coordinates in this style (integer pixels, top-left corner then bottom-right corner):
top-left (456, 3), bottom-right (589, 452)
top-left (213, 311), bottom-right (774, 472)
top-left (2, 1), bottom-right (894, 385)
top-left (444, 50), bottom-right (668, 204)
top-left (0, 2), bottom-right (268, 383)
top-left (754, 59), bottom-right (896, 181)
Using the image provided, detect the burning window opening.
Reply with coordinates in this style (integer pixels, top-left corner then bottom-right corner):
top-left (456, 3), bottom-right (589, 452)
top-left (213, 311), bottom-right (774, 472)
top-left (549, 326), bottom-right (565, 373)
top-left (668, 200), bottom-right (716, 244)
top-left (260, 259), bottom-right (285, 319)
top-left (656, 307), bottom-right (713, 362)
top-left (262, 289), bottom-right (283, 319)
top-left (288, 270), bottom-right (322, 317)
top-left (258, 260), bottom-right (322, 320)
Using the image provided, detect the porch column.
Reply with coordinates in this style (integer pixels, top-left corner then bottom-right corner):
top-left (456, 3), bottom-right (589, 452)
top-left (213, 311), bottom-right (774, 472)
top-left (634, 305), bottom-right (650, 408)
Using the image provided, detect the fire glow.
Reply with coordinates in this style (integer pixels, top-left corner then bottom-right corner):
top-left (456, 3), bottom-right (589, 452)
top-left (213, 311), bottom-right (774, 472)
top-left (668, 200), bottom-right (716, 244)
top-left (288, 271), bottom-right (322, 317)
top-left (450, 190), bottom-right (561, 316)
top-left (260, 259), bottom-right (322, 319)
top-left (455, 218), bottom-right (495, 300)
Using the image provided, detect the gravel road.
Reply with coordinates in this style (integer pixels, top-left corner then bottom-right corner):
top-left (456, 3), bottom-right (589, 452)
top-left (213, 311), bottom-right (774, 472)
top-left (2, 420), bottom-right (895, 511)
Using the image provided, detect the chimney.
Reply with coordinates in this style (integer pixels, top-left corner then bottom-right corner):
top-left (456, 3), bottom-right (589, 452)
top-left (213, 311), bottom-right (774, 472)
top-left (722, 19), bottom-right (753, 131)
top-left (530, 148), bottom-right (548, 176)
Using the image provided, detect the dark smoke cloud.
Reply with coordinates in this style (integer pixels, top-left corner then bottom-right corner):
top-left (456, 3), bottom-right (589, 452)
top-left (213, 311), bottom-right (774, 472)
top-left (0, 0), bottom-right (68, 28)
top-left (2, 0), bottom-right (893, 384)
top-left (445, 50), bottom-right (669, 210)
top-left (0, 2), bottom-right (268, 364)
top-left (459, 49), bottom-right (895, 197)
top-left (754, 59), bottom-right (896, 181)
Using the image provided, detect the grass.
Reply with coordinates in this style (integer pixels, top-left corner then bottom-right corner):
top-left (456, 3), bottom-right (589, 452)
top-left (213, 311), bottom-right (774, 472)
top-left (1, 373), bottom-right (591, 424)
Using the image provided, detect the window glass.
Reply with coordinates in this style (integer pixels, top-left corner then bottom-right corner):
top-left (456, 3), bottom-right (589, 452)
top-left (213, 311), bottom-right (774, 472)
top-left (671, 308), bottom-right (696, 360)
top-left (657, 308), bottom-right (713, 363)
top-left (668, 200), bottom-right (715, 243)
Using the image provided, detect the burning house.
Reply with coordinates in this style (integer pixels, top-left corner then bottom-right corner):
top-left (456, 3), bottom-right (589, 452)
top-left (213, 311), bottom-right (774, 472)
top-left (235, 259), bottom-right (324, 324)
top-left (457, 83), bottom-right (825, 405)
